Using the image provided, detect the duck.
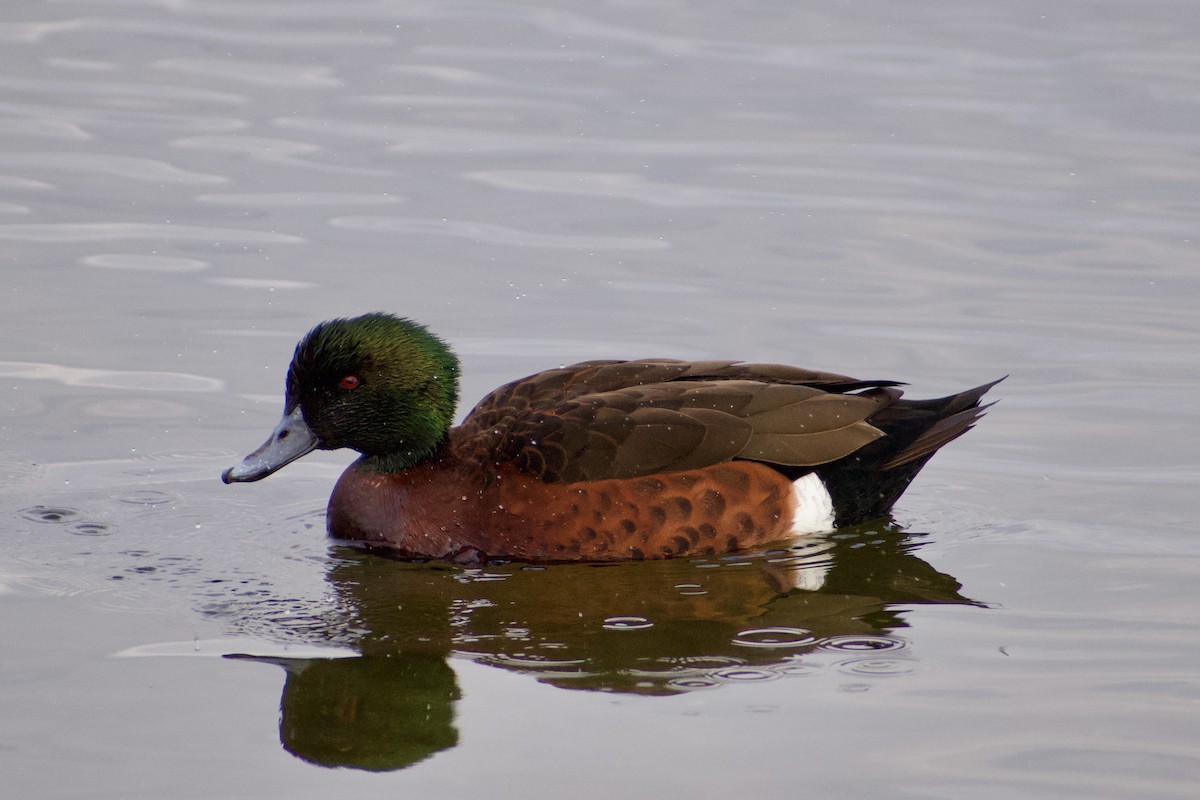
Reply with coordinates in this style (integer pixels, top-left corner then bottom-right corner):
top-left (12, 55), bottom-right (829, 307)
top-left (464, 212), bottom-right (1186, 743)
top-left (222, 313), bottom-right (1000, 563)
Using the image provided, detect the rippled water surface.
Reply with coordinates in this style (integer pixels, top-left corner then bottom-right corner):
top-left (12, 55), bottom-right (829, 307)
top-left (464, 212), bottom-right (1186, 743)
top-left (3, 1), bottom-right (1199, 797)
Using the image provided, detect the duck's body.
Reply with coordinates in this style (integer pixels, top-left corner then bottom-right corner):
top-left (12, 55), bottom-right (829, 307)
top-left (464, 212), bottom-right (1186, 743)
top-left (223, 314), bottom-right (999, 563)
top-left (326, 451), bottom-right (807, 562)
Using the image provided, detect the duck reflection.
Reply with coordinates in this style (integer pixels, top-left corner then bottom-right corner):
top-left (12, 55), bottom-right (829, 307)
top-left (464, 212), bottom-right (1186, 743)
top-left (231, 525), bottom-right (978, 771)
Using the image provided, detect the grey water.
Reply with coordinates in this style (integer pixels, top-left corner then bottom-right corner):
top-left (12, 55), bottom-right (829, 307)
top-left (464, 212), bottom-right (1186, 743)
top-left (2, 1), bottom-right (1199, 797)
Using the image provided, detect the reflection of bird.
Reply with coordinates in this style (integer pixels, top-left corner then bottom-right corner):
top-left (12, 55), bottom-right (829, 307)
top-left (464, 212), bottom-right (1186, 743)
top-left (224, 313), bottom-right (1000, 561)
top-left (224, 524), bottom-right (980, 771)
top-left (229, 652), bottom-right (460, 772)
top-left (232, 525), bottom-right (979, 697)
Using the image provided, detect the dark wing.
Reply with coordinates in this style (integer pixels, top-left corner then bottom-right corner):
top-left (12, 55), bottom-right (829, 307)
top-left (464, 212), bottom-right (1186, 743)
top-left (453, 359), bottom-right (902, 483)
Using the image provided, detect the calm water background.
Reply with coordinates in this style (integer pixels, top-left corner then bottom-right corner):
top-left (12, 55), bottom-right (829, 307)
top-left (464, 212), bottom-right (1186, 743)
top-left (3, 1), bottom-right (1199, 797)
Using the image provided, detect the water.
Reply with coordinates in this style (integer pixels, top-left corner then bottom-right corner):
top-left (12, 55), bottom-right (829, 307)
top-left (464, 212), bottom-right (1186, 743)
top-left (3, 1), bottom-right (1199, 797)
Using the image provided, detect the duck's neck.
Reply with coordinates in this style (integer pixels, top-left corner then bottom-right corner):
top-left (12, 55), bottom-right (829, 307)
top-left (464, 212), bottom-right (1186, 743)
top-left (357, 435), bottom-right (451, 474)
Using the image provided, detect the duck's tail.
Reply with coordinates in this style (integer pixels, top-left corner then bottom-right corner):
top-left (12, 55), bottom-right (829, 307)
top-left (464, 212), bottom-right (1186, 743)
top-left (818, 377), bottom-right (1004, 526)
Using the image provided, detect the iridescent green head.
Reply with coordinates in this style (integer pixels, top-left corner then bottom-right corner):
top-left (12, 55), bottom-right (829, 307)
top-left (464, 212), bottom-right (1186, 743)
top-left (222, 313), bottom-right (460, 483)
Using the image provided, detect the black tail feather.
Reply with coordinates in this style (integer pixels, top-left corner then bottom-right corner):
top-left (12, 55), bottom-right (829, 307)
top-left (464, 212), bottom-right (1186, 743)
top-left (818, 377), bottom-right (1003, 525)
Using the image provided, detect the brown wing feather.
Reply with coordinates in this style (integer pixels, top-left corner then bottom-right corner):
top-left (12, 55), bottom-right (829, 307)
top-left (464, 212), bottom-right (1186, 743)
top-left (453, 359), bottom-right (896, 483)
top-left (739, 390), bottom-right (887, 465)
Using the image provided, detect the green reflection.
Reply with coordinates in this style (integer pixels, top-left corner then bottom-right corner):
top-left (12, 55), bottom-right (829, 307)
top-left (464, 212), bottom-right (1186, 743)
top-left (233, 652), bottom-right (459, 771)
top-left (233, 525), bottom-right (978, 771)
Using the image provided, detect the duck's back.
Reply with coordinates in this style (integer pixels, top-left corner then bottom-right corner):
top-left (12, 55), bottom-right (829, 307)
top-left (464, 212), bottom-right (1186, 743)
top-left (451, 359), bottom-right (993, 517)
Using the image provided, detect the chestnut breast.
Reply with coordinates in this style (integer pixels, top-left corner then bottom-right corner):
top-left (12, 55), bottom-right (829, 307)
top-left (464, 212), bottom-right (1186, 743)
top-left (327, 458), bottom-right (799, 562)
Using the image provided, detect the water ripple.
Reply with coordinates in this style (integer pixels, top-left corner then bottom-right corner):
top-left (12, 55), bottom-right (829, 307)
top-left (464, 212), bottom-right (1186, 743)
top-left (331, 216), bottom-right (669, 251)
top-left (665, 676), bottom-right (721, 691)
top-left (468, 652), bottom-right (587, 671)
top-left (602, 615), bottom-right (654, 631)
top-left (206, 277), bottom-right (317, 290)
top-left (197, 192), bottom-right (403, 207)
top-left (0, 223), bottom-right (301, 243)
top-left (833, 657), bottom-right (919, 677)
top-left (467, 169), bottom-right (984, 214)
top-left (174, 135), bottom-right (392, 175)
top-left (154, 58), bottom-right (343, 88)
top-left (0, 18), bottom-right (391, 48)
top-left (19, 505), bottom-right (80, 524)
top-left (0, 361), bottom-right (223, 392)
top-left (712, 666), bottom-right (782, 683)
top-left (658, 655), bottom-right (748, 671)
top-left (67, 521), bottom-right (114, 537)
top-left (0, 174), bottom-right (53, 191)
top-left (19, 505), bottom-right (114, 537)
top-left (0, 152), bottom-right (224, 183)
top-left (115, 490), bottom-right (176, 506)
top-left (819, 635), bottom-right (909, 653)
top-left (82, 254), bottom-right (209, 273)
top-left (732, 627), bottom-right (817, 649)
top-left (0, 73), bottom-right (244, 104)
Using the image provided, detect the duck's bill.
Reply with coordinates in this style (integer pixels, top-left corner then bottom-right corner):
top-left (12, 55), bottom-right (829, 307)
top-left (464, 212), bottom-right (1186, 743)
top-left (222, 405), bottom-right (320, 483)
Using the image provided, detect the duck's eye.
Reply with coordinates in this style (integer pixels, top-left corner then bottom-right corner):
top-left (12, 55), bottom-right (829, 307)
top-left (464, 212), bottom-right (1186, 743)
top-left (338, 375), bottom-right (361, 390)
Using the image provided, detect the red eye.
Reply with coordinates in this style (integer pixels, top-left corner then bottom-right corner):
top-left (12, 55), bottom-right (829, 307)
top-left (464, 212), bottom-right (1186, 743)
top-left (338, 375), bottom-right (360, 390)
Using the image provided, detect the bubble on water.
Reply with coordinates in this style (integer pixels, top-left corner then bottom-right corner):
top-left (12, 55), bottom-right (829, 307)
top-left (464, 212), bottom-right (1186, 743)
top-left (732, 626), bottom-right (816, 649)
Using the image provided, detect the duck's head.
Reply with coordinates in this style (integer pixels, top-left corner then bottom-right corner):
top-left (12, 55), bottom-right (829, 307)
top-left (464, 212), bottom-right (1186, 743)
top-left (222, 313), bottom-right (460, 483)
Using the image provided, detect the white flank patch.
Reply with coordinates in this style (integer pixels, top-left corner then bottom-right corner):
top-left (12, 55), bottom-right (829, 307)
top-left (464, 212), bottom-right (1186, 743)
top-left (790, 472), bottom-right (835, 534)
